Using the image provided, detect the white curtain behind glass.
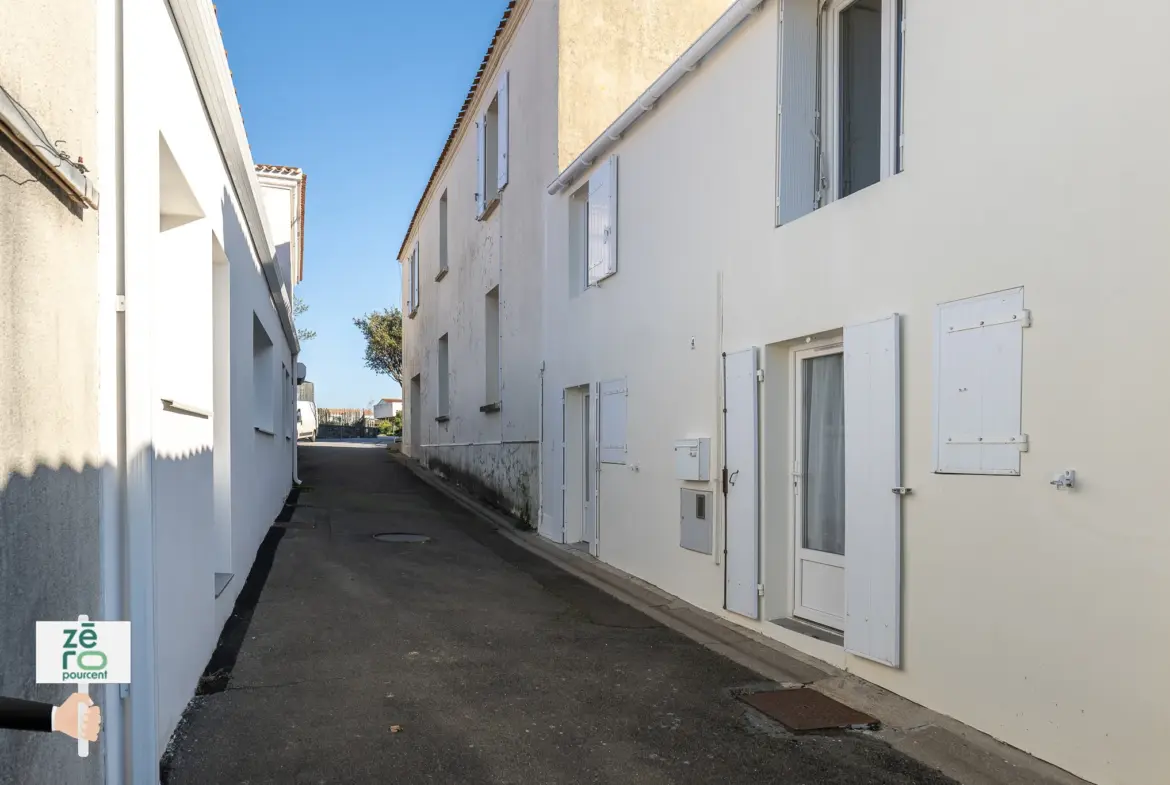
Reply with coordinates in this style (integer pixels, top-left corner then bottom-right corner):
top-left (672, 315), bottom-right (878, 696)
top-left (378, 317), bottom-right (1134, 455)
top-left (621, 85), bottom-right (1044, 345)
top-left (802, 353), bottom-right (845, 555)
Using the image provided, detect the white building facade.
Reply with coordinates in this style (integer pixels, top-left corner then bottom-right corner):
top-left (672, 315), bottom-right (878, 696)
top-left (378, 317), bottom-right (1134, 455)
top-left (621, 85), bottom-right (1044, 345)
top-left (105, 3), bottom-right (306, 780)
top-left (538, 2), bottom-right (1170, 785)
top-left (399, 0), bottom-right (738, 526)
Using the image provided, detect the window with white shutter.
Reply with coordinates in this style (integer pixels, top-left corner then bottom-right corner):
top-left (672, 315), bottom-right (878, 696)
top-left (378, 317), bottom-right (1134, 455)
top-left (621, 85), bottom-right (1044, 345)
top-left (586, 155), bottom-right (618, 286)
top-left (600, 378), bottom-right (627, 464)
top-left (776, 0), bottom-right (905, 223)
top-left (934, 287), bottom-right (1029, 476)
top-left (476, 75), bottom-right (507, 220)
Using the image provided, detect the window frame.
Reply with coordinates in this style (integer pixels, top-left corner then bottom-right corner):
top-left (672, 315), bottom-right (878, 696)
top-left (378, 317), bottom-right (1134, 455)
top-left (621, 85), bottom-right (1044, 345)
top-left (811, 0), bottom-right (903, 208)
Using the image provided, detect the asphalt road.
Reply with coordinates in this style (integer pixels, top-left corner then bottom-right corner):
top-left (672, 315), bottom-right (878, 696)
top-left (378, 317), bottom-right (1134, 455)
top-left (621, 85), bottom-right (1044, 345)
top-left (164, 441), bottom-right (955, 785)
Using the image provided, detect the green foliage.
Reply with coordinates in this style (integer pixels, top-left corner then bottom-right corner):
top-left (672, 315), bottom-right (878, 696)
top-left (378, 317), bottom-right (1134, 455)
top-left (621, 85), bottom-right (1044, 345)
top-left (353, 308), bottom-right (403, 384)
top-left (294, 296), bottom-right (317, 342)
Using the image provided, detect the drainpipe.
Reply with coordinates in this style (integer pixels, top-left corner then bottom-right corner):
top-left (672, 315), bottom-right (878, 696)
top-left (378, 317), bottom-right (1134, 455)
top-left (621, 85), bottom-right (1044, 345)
top-left (291, 353), bottom-right (301, 484)
top-left (97, 0), bottom-right (127, 779)
top-left (537, 361), bottom-right (545, 533)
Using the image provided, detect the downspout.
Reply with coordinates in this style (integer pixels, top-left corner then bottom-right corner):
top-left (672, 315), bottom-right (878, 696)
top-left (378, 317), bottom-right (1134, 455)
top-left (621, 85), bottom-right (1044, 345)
top-left (291, 352), bottom-right (301, 485)
top-left (537, 361), bottom-right (545, 533)
top-left (97, 0), bottom-right (127, 779)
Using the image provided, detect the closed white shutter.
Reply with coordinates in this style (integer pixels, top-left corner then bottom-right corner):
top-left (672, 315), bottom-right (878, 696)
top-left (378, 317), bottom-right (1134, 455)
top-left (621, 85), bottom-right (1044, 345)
top-left (599, 378), bottom-right (627, 464)
top-left (777, 0), bottom-right (819, 225)
top-left (843, 314), bottom-right (902, 667)
top-left (476, 115), bottom-right (486, 218)
top-left (934, 287), bottom-right (1028, 475)
top-left (586, 156), bottom-right (618, 285)
top-left (497, 71), bottom-right (509, 191)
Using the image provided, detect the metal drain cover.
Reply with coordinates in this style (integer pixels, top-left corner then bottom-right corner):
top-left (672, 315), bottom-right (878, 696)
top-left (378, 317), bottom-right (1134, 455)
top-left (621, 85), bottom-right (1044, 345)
top-left (373, 533), bottom-right (431, 543)
top-left (737, 688), bottom-right (878, 732)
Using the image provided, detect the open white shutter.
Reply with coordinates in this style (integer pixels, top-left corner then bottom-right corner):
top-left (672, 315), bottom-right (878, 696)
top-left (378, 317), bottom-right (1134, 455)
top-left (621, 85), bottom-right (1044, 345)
top-left (602, 155), bottom-right (618, 279)
top-left (599, 378), bottom-right (627, 464)
top-left (586, 162), bottom-right (609, 286)
top-left (843, 313), bottom-right (902, 667)
top-left (411, 241), bottom-right (420, 313)
top-left (476, 116), bottom-right (486, 217)
top-left (724, 347), bottom-right (760, 620)
top-left (777, 0), bottom-right (820, 225)
top-left (404, 255), bottom-right (412, 313)
top-left (497, 71), bottom-right (509, 191)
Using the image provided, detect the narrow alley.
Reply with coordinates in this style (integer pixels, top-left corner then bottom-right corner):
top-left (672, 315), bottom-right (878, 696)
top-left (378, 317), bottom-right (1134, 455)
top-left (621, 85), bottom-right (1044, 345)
top-left (164, 442), bottom-right (953, 785)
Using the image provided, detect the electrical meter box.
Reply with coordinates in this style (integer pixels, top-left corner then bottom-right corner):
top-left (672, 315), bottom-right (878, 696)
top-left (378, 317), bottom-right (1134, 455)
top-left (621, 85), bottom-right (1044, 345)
top-left (674, 438), bottom-right (710, 481)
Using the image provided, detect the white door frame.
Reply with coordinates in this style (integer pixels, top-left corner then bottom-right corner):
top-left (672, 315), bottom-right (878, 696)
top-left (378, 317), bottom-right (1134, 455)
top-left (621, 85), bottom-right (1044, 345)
top-left (790, 338), bottom-right (846, 630)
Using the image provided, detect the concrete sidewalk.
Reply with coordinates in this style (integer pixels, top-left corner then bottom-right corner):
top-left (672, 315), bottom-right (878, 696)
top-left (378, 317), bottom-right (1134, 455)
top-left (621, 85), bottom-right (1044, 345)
top-left (166, 442), bottom-right (979, 783)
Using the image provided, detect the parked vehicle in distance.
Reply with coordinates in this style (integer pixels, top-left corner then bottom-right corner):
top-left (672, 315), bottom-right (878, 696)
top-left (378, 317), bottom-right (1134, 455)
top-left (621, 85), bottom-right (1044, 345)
top-left (296, 401), bottom-right (318, 442)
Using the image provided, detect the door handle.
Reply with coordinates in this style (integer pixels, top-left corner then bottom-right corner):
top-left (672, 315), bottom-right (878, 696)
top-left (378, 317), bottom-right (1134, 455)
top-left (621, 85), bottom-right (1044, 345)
top-left (728, 469), bottom-right (740, 487)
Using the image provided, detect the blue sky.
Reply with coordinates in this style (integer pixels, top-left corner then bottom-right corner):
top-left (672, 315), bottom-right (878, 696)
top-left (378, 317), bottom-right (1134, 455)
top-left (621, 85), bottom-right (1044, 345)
top-left (218, 0), bottom-right (509, 408)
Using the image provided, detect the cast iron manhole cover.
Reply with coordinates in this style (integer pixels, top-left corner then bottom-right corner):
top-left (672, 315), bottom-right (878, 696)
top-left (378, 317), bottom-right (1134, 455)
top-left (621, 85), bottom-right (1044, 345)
top-left (372, 533), bottom-right (431, 543)
top-left (737, 688), bottom-right (878, 732)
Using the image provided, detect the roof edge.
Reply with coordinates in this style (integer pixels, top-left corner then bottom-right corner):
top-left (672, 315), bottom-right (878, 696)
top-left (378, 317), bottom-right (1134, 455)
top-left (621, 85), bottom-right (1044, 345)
top-left (395, 0), bottom-right (524, 262)
top-left (548, 0), bottom-right (764, 196)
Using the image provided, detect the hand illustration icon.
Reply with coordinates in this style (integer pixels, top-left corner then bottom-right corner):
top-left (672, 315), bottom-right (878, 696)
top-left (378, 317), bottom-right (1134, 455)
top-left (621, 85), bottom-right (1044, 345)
top-left (52, 693), bottom-right (101, 743)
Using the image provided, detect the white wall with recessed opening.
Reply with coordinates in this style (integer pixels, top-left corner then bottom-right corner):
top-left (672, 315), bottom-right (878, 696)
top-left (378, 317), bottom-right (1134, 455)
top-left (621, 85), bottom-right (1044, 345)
top-left (127, 0), bottom-right (296, 758)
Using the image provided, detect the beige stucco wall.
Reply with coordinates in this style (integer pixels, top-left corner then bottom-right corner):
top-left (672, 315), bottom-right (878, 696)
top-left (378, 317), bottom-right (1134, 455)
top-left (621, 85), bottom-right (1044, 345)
top-left (557, 0), bottom-right (734, 169)
top-left (0, 2), bottom-right (102, 784)
top-left (539, 2), bottom-right (1170, 784)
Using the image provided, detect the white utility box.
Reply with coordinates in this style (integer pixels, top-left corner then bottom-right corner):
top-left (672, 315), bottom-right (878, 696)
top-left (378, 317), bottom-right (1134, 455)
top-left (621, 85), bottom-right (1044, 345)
top-left (674, 438), bottom-right (710, 481)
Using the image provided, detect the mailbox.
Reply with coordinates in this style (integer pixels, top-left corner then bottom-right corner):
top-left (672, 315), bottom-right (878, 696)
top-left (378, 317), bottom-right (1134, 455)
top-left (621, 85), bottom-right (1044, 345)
top-left (674, 438), bottom-right (710, 482)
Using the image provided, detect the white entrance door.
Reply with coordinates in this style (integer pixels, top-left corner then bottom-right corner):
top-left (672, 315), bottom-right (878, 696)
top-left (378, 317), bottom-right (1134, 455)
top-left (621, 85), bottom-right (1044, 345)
top-left (792, 341), bottom-right (847, 630)
top-left (724, 348), bottom-right (760, 619)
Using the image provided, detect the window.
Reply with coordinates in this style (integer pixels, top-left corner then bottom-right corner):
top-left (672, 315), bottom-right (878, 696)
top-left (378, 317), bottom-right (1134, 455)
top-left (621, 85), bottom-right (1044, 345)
top-left (569, 183), bottom-right (589, 295)
top-left (436, 190), bottom-right (449, 280)
top-left (476, 71), bottom-right (509, 219)
top-left (484, 287), bottom-right (500, 407)
top-left (437, 334), bottom-right (450, 419)
top-left (599, 378), bottom-right (627, 464)
top-left (776, 0), bottom-right (904, 224)
top-left (252, 314), bottom-right (274, 433)
top-left (586, 155), bottom-right (619, 287)
top-left (934, 288), bottom-right (1029, 476)
top-left (407, 240), bottom-right (419, 316)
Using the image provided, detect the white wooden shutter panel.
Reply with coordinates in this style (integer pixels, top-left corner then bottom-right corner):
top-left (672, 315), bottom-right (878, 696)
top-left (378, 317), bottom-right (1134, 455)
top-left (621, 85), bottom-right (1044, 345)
top-left (777, 0), bottom-right (819, 224)
top-left (404, 255), bottom-right (412, 313)
top-left (411, 241), bottom-right (420, 313)
top-left (602, 155), bottom-right (618, 278)
top-left (476, 116), bottom-right (486, 218)
top-left (843, 313), bottom-right (902, 668)
top-left (723, 347), bottom-right (760, 620)
top-left (586, 162), bottom-right (609, 286)
top-left (497, 71), bottom-right (509, 191)
top-left (599, 378), bottom-right (627, 464)
top-left (934, 287), bottom-right (1027, 475)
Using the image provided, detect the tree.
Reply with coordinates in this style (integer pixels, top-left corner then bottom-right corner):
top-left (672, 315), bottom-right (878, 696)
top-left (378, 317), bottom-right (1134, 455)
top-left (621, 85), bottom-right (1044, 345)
top-left (353, 307), bottom-right (403, 384)
top-left (294, 296), bottom-right (317, 343)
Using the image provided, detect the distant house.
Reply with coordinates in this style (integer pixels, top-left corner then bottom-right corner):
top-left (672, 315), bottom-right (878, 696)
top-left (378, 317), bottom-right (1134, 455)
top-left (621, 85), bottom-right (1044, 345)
top-left (373, 398), bottom-right (402, 420)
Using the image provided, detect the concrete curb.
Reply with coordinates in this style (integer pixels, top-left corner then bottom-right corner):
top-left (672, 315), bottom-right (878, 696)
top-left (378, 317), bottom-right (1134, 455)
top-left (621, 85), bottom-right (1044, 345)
top-left (391, 450), bottom-right (1092, 785)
